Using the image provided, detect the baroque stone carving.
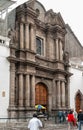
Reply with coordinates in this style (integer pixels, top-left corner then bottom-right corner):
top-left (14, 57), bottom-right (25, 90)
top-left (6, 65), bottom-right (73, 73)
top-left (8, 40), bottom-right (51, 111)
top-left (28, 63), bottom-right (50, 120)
top-left (8, 28), bottom-right (16, 44)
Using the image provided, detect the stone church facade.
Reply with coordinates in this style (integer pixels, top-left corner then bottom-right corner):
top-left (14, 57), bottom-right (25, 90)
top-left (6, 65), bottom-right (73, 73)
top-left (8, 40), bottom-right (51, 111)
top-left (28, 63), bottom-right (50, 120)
top-left (7, 0), bottom-right (71, 118)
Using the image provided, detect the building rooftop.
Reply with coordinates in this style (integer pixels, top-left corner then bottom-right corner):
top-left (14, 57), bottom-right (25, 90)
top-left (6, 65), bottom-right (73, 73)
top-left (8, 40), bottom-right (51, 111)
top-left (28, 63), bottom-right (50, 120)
top-left (0, 0), bottom-right (16, 13)
top-left (0, 0), bottom-right (16, 37)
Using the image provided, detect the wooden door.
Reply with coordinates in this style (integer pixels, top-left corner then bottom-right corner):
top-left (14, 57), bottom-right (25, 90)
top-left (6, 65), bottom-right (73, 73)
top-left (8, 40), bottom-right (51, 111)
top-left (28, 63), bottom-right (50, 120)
top-left (75, 94), bottom-right (81, 113)
top-left (35, 83), bottom-right (48, 107)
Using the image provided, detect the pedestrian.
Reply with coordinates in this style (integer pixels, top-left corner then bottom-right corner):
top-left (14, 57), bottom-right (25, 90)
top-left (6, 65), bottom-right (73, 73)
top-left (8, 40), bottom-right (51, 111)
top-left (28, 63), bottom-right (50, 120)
top-left (58, 110), bottom-right (63, 123)
top-left (63, 111), bottom-right (67, 122)
top-left (72, 108), bottom-right (78, 127)
top-left (67, 110), bottom-right (76, 130)
top-left (28, 113), bottom-right (43, 130)
top-left (77, 109), bottom-right (83, 130)
top-left (72, 109), bottom-right (77, 119)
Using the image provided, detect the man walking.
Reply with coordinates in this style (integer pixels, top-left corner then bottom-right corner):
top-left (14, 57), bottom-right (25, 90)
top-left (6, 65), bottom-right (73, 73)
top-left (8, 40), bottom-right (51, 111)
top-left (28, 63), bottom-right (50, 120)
top-left (77, 109), bottom-right (83, 130)
top-left (28, 113), bottom-right (43, 130)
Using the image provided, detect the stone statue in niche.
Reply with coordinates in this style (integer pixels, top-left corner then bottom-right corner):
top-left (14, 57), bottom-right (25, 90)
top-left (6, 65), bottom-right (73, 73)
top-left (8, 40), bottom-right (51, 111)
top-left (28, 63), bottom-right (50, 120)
top-left (63, 51), bottom-right (69, 64)
top-left (8, 28), bottom-right (16, 44)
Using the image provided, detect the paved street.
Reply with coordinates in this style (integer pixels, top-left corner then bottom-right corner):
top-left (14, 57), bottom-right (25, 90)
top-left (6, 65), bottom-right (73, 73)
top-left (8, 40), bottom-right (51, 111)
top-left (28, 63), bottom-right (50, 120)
top-left (0, 119), bottom-right (79, 130)
top-left (43, 121), bottom-right (78, 130)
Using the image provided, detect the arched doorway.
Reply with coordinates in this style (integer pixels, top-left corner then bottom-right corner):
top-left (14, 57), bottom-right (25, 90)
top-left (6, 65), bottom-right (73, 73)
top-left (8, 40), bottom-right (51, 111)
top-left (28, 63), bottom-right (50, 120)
top-left (35, 82), bottom-right (48, 108)
top-left (75, 93), bottom-right (81, 113)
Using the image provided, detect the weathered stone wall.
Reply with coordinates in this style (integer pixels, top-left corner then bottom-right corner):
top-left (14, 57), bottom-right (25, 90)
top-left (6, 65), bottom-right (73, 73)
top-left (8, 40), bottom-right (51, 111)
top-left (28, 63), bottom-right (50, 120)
top-left (65, 24), bottom-right (83, 58)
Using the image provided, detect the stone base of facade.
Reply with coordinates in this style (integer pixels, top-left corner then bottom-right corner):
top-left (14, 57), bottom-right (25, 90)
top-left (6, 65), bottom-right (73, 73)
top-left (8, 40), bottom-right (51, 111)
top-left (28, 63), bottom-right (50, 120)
top-left (51, 108), bottom-right (71, 115)
top-left (8, 107), bottom-right (36, 120)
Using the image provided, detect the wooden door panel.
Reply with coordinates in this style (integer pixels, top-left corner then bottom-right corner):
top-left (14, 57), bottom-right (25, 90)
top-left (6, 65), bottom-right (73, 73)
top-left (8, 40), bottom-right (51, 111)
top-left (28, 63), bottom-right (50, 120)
top-left (76, 94), bottom-right (81, 113)
top-left (35, 83), bottom-right (47, 106)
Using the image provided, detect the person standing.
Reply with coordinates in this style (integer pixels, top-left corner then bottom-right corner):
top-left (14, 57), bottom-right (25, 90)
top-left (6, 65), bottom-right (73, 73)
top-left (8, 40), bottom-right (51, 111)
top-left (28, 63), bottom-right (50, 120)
top-left (72, 109), bottom-right (78, 120)
top-left (77, 109), bottom-right (83, 130)
top-left (67, 110), bottom-right (76, 130)
top-left (28, 113), bottom-right (43, 130)
top-left (72, 109), bottom-right (78, 128)
top-left (58, 110), bottom-right (63, 123)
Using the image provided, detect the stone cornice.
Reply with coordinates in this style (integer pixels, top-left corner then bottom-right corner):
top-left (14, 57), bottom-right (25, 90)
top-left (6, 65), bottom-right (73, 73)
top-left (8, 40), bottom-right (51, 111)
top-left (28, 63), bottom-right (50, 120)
top-left (9, 43), bottom-right (17, 49)
top-left (35, 73), bottom-right (53, 80)
top-left (36, 55), bottom-right (65, 64)
top-left (7, 55), bottom-right (71, 76)
top-left (36, 64), bottom-right (71, 76)
top-left (53, 25), bottom-right (67, 36)
top-left (25, 7), bottom-right (37, 18)
top-left (35, 19), bottom-right (46, 32)
top-left (16, 6), bottom-right (37, 21)
top-left (16, 5), bottom-right (25, 18)
top-left (45, 24), bottom-right (66, 40)
top-left (7, 56), bottom-right (17, 63)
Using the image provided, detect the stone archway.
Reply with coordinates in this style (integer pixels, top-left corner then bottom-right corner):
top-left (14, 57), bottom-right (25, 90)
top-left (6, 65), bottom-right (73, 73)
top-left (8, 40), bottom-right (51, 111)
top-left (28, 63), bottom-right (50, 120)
top-left (35, 82), bottom-right (48, 108)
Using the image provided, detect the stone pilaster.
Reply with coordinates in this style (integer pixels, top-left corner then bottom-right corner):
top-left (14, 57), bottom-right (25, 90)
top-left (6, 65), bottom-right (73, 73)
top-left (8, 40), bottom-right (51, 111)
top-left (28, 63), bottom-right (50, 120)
top-left (9, 63), bottom-right (16, 107)
top-left (15, 21), bottom-right (19, 44)
top-left (55, 39), bottom-right (59, 60)
top-left (25, 74), bottom-right (30, 107)
top-left (57, 80), bottom-right (61, 108)
top-left (18, 74), bottom-right (24, 107)
top-left (61, 81), bottom-right (65, 107)
top-left (66, 78), bottom-right (70, 108)
top-left (20, 22), bottom-right (24, 49)
top-left (31, 75), bottom-right (35, 107)
top-left (30, 24), bottom-right (36, 52)
top-left (59, 40), bottom-right (63, 61)
top-left (46, 33), bottom-right (50, 58)
top-left (25, 23), bottom-right (29, 49)
top-left (52, 79), bottom-right (56, 108)
top-left (48, 92), bottom-right (52, 112)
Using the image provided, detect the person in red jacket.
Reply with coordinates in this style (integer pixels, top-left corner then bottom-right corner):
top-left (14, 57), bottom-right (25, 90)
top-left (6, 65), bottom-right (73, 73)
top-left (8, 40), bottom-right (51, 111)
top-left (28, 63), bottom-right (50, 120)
top-left (67, 110), bottom-right (76, 130)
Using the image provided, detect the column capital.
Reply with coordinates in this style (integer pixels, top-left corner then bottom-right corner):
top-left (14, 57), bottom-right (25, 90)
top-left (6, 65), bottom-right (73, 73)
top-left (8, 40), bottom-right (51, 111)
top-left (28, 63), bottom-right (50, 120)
top-left (20, 14), bottom-right (25, 23)
top-left (25, 22), bottom-right (29, 25)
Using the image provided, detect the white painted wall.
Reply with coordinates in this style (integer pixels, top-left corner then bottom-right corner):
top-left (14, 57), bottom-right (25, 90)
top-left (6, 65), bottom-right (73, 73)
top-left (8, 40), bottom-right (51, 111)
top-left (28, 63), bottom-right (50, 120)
top-left (0, 37), bottom-right (10, 118)
top-left (69, 66), bottom-right (83, 110)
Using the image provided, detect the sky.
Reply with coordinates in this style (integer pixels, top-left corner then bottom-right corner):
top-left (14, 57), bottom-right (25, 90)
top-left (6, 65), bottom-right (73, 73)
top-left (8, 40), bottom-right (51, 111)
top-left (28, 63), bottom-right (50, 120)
top-left (11, 0), bottom-right (83, 46)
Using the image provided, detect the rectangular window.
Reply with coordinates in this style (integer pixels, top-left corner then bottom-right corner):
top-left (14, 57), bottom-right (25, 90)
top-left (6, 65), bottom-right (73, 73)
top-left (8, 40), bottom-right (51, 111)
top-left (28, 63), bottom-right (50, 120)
top-left (36, 37), bottom-right (44, 56)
